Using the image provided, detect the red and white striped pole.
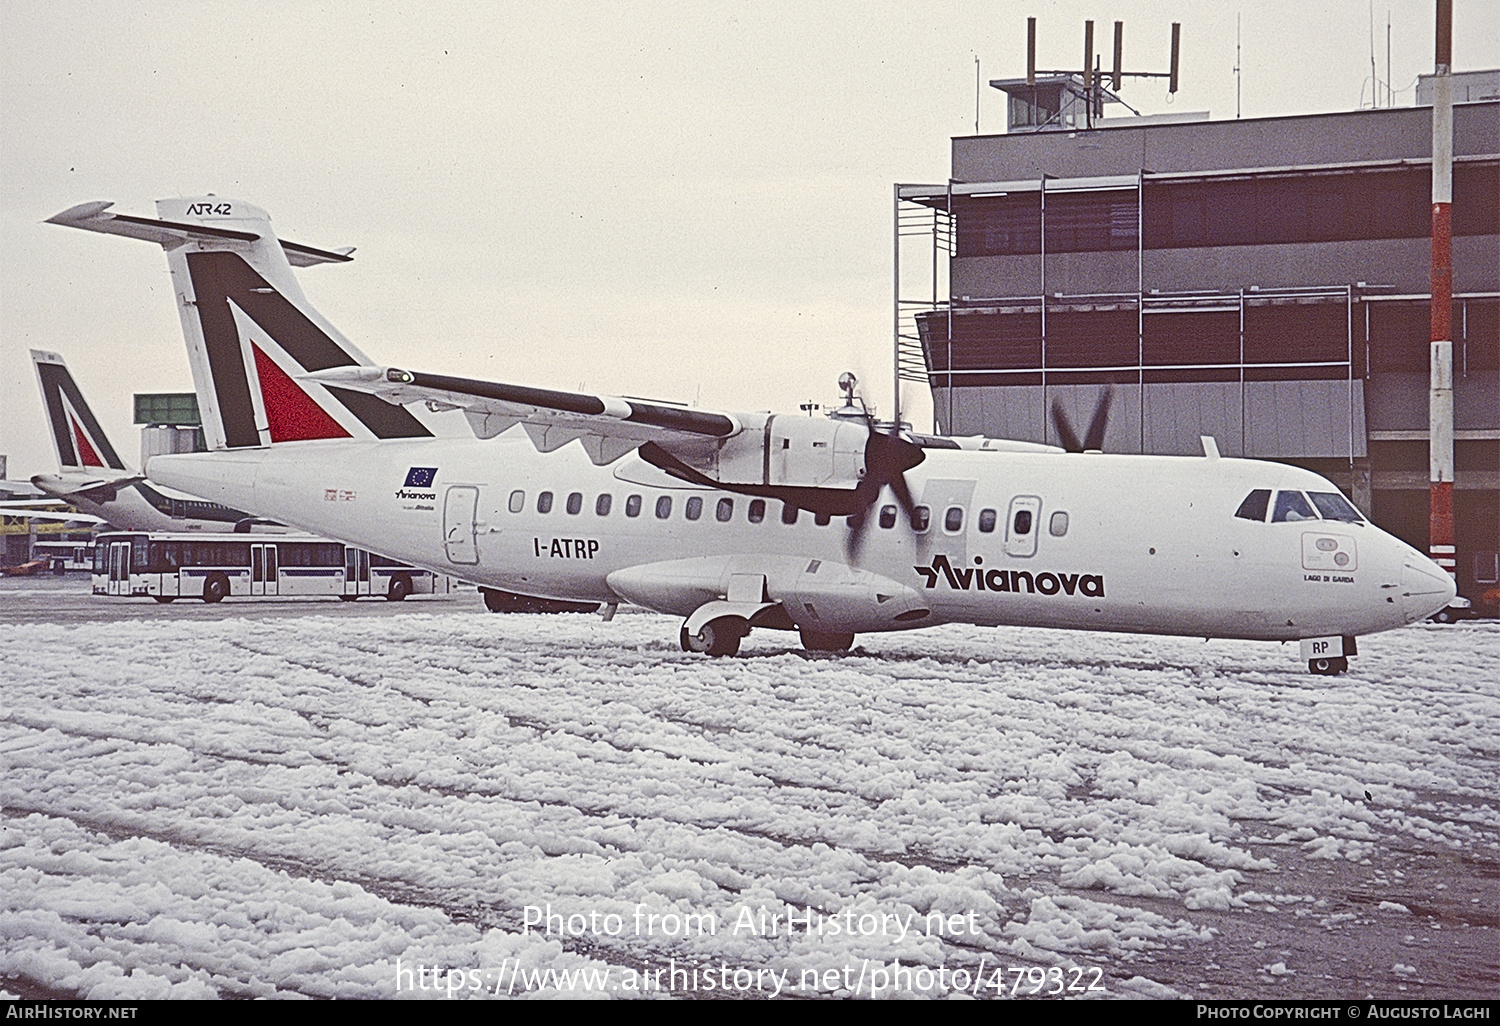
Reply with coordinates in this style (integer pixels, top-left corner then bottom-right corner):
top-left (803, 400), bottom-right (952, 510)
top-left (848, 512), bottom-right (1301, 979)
top-left (1429, 0), bottom-right (1456, 579)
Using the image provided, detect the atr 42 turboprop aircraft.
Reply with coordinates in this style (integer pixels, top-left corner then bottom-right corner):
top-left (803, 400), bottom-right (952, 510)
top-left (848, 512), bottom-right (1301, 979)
top-left (28, 349), bottom-right (262, 532)
top-left (49, 197), bottom-right (1457, 674)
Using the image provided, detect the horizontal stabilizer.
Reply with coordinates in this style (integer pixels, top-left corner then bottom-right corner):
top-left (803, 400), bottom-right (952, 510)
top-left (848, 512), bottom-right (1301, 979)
top-left (44, 202), bottom-right (353, 266)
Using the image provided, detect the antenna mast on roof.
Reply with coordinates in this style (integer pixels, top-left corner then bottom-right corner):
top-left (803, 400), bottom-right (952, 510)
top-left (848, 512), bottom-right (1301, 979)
top-left (1012, 16), bottom-right (1181, 131)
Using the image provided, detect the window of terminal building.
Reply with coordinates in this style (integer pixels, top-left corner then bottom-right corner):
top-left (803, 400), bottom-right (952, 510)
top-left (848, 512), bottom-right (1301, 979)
top-left (953, 193), bottom-right (1041, 257)
top-left (1043, 189), bottom-right (1139, 253)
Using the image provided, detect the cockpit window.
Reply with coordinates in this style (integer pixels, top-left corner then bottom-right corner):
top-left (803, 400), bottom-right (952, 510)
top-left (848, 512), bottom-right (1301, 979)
top-left (1235, 489), bottom-right (1271, 522)
top-left (1308, 491), bottom-right (1364, 523)
top-left (1271, 490), bottom-right (1318, 523)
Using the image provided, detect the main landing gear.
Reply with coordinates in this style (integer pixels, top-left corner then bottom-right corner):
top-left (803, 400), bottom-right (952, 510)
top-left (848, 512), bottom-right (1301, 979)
top-left (678, 619), bottom-right (858, 657)
top-left (680, 616), bottom-right (747, 657)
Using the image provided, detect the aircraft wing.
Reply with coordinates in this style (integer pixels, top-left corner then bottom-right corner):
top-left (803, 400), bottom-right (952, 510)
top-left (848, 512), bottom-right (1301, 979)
top-left (0, 506), bottom-right (106, 524)
top-left (306, 366), bottom-right (743, 466)
top-left (44, 201), bottom-right (354, 267)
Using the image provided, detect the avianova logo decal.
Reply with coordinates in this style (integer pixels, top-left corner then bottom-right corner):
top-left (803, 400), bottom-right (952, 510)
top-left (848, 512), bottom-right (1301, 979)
top-left (914, 554), bottom-right (1104, 597)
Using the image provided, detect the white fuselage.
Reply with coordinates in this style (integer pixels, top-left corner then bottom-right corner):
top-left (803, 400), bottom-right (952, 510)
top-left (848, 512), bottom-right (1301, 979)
top-left (147, 433), bottom-right (1455, 642)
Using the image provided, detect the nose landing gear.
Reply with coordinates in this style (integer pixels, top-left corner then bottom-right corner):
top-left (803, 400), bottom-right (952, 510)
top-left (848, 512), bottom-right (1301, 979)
top-left (1308, 656), bottom-right (1349, 675)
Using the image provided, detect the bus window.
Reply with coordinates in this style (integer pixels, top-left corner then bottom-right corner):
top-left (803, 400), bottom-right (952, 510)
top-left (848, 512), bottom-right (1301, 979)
top-left (748, 499), bottom-right (766, 523)
top-left (508, 490), bottom-right (525, 513)
top-left (685, 496), bottom-right (702, 521)
top-left (625, 494), bottom-right (642, 517)
top-left (1272, 491), bottom-right (1317, 522)
top-left (595, 494), bottom-right (612, 516)
top-left (537, 491), bottom-right (553, 514)
top-left (1235, 489), bottom-right (1271, 522)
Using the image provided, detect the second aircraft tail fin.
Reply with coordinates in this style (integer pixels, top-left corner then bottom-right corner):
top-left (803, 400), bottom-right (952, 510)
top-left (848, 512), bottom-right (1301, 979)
top-left (31, 349), bottom-right (131, 473)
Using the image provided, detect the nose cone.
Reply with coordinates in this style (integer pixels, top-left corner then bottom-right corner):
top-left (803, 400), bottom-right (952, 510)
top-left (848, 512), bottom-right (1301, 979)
top-left (1402, 558), bottom-right (1458, 623)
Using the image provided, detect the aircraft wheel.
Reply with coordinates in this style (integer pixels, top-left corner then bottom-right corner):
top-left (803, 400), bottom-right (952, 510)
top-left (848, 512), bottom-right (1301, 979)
top-left (1309, 656), bottom-right (1348, 675)
top-left (202, 573), bottom-right (229, 604)
top-left (387, 575), bottom-right (411, 602)
top-left (153, 596), bottom-right (175, 604)
top-left (1432, 609), bottom-right (1453, 623)
top-left (800, 628), bottom-right (855, 653)
top-left (681, 617), bottom-right (744, 657)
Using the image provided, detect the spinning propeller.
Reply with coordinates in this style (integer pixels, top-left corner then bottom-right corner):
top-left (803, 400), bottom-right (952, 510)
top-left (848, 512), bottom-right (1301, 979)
top-left (840, 374), bottom-right (925, 562)
top-left (1050, 386), bottom-right (1114, 453)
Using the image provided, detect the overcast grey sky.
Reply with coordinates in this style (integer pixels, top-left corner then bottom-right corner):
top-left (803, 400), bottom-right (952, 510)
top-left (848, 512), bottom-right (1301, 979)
top-left (3, 1), bottom-right (1497, 479)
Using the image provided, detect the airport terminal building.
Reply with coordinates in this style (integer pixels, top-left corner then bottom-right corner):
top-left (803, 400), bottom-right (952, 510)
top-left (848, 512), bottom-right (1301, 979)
top-left (898, 75), bottom-right (1499, 606)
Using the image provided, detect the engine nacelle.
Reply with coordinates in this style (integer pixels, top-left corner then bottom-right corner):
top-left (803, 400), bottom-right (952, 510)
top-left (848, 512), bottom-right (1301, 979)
top-left (674, 413), bottom-right (869, 491)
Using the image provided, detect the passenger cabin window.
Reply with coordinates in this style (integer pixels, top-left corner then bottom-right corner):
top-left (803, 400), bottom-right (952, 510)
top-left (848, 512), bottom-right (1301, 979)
top-left (596, 494), bottom-right (612, 516)
top-left (537, 491), bottom-right (553, 514)
top-left (1013, 509), bottom-right (1033, 535)
top-left (1308, 491), bottom-right (1364, 523)
top-left (879, 505), bottom-right (897, 529)
top-left (716, 498), bottom-right (734, 522)
top-left (1272, 490), bottom-right (1318, 522)
top-left (1049, 511), bottom-right (1069, 536)
top-left (912, 505), bottom-right (931, 532)
top-left (566, 492), bottom-right (583, 515)
top-left (781, 503), bottom-right (799, 525)
top-left (814, 512), bottom-right (831, 526)
top-left (685, 496), bottom-right (703, 521)
top-left (748, 499), bottom-right (766, 523)
top-left (1235, 489), bottom-right (1271, 522)
top-left (625, 494), bottom-right (642, 517)
top-left (944, 506), bottom-right (964, 533)
top-left (655, 496), bottom-right (673, 519)
top-left (508, 490), bottom-right (525, 513)
top-left (978, 508), bottom-right (997, 533)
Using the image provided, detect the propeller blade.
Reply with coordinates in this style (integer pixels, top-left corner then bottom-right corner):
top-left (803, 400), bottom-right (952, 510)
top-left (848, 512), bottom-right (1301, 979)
top-left (1051, 386), bottom-right (1115, 453)
top-left (1051, 399), bottom-right (1083, 453)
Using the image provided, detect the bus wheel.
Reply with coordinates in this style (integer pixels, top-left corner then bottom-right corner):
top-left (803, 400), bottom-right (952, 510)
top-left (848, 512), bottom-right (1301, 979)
top-left (153, 596), bottom-right (175, 604)
top-left (387, 575), bottom-right (412, 602)
top-left (202, 573), bottom-right (229, 604)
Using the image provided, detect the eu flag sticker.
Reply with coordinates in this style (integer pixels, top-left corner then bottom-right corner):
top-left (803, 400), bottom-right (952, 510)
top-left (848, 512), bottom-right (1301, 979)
top-left (404, 467), bottom-right (437, 488)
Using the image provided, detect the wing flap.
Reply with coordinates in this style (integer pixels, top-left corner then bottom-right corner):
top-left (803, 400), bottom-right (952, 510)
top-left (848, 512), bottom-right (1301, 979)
top-left (307, 366), bottom-right (741, 464)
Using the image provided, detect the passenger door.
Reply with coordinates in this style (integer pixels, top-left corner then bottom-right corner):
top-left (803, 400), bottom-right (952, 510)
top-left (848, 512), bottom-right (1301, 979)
top-left (443, 486), bottom-right (480, 565)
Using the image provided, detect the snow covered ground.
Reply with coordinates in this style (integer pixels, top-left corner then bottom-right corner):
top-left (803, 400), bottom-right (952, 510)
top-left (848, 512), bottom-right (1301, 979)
top-left (1, 601), bottom-right (1496, 1000)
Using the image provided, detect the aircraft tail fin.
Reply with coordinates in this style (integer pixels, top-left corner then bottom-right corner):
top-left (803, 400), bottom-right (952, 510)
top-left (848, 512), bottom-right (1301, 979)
top-left (46, 198), bottom-right (434, 451)
top-left (31, 349), bottom-right (131, 473)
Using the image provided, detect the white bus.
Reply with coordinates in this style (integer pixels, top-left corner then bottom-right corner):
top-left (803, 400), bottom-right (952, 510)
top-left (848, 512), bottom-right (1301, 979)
top-left (92, 531), bottom-right (452, 603)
